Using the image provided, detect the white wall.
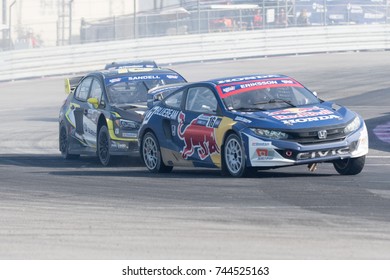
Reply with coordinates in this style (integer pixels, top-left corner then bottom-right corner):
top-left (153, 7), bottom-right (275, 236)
top-left (11, 0), bottom-right (138, 47)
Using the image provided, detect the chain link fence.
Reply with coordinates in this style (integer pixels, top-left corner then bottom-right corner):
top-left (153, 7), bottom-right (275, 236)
top-left (79, 2), bottom-right (390, 44)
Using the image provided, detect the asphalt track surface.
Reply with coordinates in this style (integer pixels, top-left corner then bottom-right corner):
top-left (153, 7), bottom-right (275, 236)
top-left (0, 52), bottom-right (389, 259)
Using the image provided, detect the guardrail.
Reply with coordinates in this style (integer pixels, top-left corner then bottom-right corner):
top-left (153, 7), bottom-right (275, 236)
top-left (1, 24), bottom-right (390, 82)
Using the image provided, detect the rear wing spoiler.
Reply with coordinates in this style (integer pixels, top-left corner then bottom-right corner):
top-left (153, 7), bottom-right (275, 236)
top-left (146, 83), bottom-right (185, 109)
top-left (64, 75), bottom-right (84, 94)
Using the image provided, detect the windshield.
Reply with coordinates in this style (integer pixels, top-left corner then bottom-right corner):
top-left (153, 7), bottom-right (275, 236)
top-left (105, 74), bottom-right (185, 104)
top-left (216, 78), bottom-right (320, 111)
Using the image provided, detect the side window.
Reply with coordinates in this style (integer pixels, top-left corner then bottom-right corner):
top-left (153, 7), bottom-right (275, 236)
top-left (185, 87), bottom-right (217, 113)
top-left (89, 79), bottom-right (103, 102)
top-left (164, 90), bottom-right (183, 109)
top-left (75, 77), bottom-right (93, 101)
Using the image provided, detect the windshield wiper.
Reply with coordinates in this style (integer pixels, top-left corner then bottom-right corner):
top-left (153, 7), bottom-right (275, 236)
top-left (143, 81), bottom-right (150, 91)
top-left (230, 106), bottom-right (266, 112)
top-left (112, 103), bottom-right (144, 109)
top-left (254, 98), bottom-right (296, 107)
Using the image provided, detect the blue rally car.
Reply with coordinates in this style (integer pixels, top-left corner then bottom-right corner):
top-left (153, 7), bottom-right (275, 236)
top-left (59, 67), bottom-right (186, 166)
top-left (138, 74), bottom-right (369, 177)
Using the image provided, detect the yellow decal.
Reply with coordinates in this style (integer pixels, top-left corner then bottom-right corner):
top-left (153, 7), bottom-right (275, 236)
top-left (106, 118), bottom-right (136, 141)
top-left (65, 103), bottom-right (80, 127)
top-left (127, 68), bottom-right (154, 72)
top-left (212, 117), bottom-right (237, 168)
top-left (117, 68), bottom-right (129, 74)
top-left (64, 78), bottom-right (71, 94)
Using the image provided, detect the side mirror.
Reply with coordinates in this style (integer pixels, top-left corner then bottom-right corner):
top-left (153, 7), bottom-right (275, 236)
top-left (147, 93), bottom-right (164, 109)
top-left (87, 97), bottom-right (99, 109)
top-left (154, 93), bottom-right (163, 101)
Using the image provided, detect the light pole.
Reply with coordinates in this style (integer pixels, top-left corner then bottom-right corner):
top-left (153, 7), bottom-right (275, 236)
top-left (69, 0), bottom-right (73, 44)
top-left (8, 0), bottom-right (15, 50)
top-left (197, 0), bottom-right (200, 33)
top-left (2, 0), bottom-right (6, 44)
top-left (133, 0), bottom-right (136, 39)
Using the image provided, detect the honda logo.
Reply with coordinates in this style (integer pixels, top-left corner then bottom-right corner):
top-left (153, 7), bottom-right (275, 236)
top-left (318, 130), bottom-right (327, 139)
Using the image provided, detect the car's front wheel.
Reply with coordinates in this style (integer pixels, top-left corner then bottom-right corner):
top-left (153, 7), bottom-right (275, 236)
top-left (59, 124), bottom-right (80, 160)
top-left (141, 132), bottom-right (173, 173)
top-left (333, 156), bottom-right (365, 175)
top-left (97, 125), bottom-right (111, 166)
top-left (222, 133), bottom-right (253, 177)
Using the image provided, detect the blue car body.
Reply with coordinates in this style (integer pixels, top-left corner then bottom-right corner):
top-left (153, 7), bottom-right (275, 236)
top-left (139, 74), bottom-right (368, 177)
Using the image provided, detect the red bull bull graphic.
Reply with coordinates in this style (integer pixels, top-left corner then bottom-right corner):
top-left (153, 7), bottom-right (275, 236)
top-left (177, 112), bottom-right (221, 160)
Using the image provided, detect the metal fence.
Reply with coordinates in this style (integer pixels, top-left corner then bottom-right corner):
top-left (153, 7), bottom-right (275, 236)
top-left (79, 2), bottom-right (390, 44)
top-left (1, 24), bottom-right (390, 82)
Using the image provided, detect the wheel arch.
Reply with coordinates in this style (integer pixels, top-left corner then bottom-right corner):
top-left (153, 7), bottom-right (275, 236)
top-left (97, 114), bottom-right (108, 133)
top-left (221, 128), bottom-right (252, 173)
top-left (140, 127), bottom-right (155, 141)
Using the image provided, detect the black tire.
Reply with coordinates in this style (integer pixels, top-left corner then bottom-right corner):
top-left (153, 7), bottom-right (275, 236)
top-left (97, 125), bottom-right (112, 166)
top-left (59, 124), bottom-right (80, 160)
top-left (333, 156), bottom-right (365, 175)
top-left (141, 132), bottom-right (173, 173)
top-left (222, 133), bottom-right (252, 177)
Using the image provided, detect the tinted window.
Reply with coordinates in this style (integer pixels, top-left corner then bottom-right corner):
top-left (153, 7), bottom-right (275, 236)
top-left (185, 87), bottom-right (217, 113)
top-left (164, 90), bottom-right (183, 109)
top-left (105, 74), bottom-right (185, 105)
top-left (89, 79), bottom-right (103, 102)
top-left (75, 77), bottom-right (93, 101)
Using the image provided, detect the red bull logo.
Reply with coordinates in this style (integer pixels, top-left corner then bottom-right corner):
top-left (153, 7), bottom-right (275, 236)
top-left (267, 106), bottom-right (321, 116)
top-left (177, 112), bottom-right (220, 160)
top-left (266, 106), bottom-right (334, 120)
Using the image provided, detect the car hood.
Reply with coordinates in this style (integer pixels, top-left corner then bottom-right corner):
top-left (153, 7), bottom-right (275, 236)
top-left (112, 103), bottom-right (147, 122)
top-left (232, 102), bottom-right (357, 130)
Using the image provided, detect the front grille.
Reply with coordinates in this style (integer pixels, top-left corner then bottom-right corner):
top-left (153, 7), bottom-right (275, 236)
top-left (286, 127), bottom-right (346, 145)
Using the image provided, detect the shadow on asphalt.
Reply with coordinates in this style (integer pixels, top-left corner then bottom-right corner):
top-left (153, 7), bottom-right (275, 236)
top-left (0, 154), bottom-right (337, 178)
top-left (47, 168), bottom-right (333, 179)
top-left (0, 154), bottom-right (143, 168)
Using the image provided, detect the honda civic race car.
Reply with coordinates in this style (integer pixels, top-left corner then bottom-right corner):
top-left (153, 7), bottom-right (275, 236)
top-left (139, 74), bottom-right (368, 177)
top-left (59, 67), bottom-right (187, 166)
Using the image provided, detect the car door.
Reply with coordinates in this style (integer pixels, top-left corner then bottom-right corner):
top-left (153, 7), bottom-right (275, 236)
top-left (81, 78), bottom-right (104, 147)
top-left (70, 76), bottom-right (93, 148)
top-left (176, 86), bottom-right (222, 163)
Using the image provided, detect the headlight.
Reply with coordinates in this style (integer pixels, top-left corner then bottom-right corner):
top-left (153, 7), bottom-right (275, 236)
top-left (250, 128), bottom-right (289, 140)
top-left (344, 116), bottom-right (361, 134)
top-left (115, 119), bottom-right (139, 129)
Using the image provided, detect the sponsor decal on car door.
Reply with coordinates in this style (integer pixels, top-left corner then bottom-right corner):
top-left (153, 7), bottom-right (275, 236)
top-left (177, 112), bottom-right (222, 160)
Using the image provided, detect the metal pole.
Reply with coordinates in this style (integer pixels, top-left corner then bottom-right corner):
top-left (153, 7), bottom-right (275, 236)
top-left (8, 0), bottom-right (15, 50)
top-left (133, 0), bottom-right (136, 39)
top-left (323, 0), bottom-right (327, 26)
top-left (2, 0), bottom-right (7, 43)
top-left (197, 0), bottom-right (200, 33)
top-left (61, 0), bottom-right (65, 45)
top-left (69, 0), bottom-right (73, 45)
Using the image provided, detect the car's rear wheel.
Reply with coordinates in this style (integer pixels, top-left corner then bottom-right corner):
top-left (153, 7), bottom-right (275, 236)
top-left (222, 133), bottom-right (253, 177)
top-left (333, 156), bottom-right (365, 175)
top-left (97, 125), bottom-right (111, 166)
top-left (59, 124), bottom-right (80, 160)
top-left (142, 132), bottom-right (173, 173)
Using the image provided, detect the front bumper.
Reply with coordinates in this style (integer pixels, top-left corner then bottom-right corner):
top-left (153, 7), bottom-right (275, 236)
top-left (243, 123), bottom-right (369, 168)
top-left (109, 139), bottom-right (139, 156)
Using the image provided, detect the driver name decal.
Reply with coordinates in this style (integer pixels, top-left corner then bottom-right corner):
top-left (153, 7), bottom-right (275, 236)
top-left (216, 78), bottom-right (303, 98)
